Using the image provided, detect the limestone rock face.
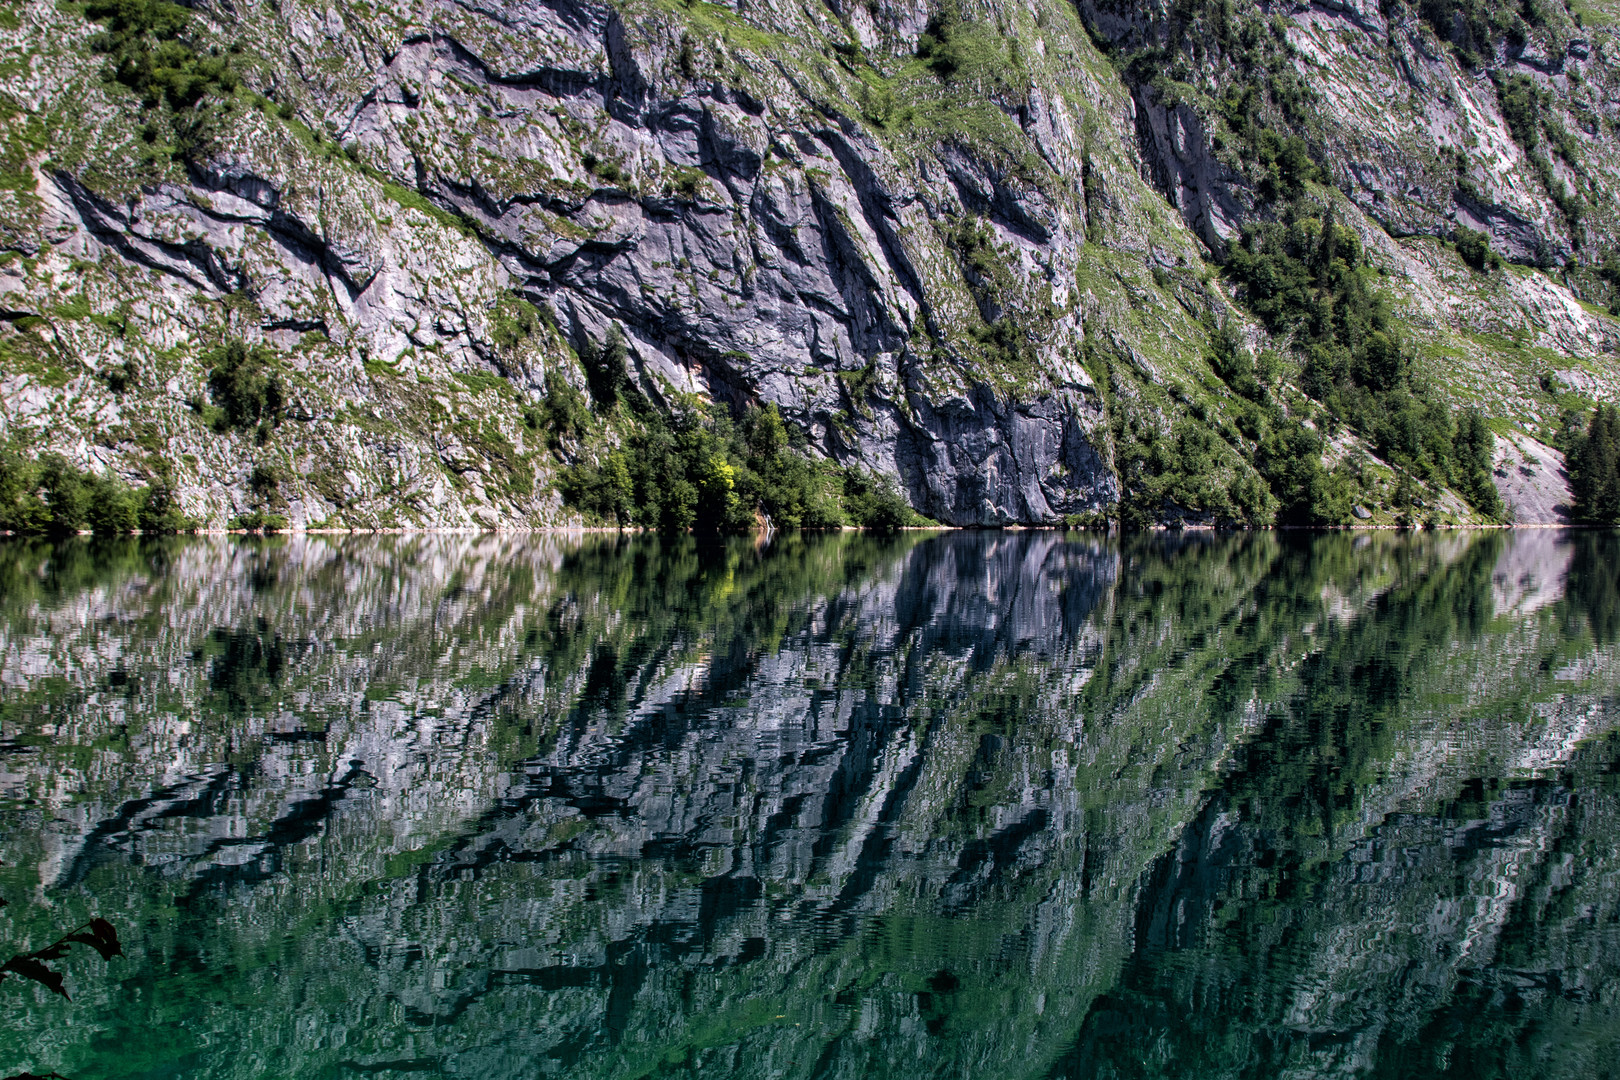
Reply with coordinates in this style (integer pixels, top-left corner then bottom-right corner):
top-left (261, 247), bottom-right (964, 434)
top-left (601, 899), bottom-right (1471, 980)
top-left (1076, 0), bottom-right (1620, 265)
top-left (0, 0), bottom-right (1617, 526)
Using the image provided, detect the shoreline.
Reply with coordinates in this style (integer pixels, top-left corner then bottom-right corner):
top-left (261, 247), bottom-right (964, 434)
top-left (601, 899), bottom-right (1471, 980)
top-left (0, 523), bottom-right (1600, 538)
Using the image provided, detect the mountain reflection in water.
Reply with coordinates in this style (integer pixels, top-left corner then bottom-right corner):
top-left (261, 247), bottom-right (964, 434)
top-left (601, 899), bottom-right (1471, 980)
top-left (0, 530), bottom-right (1617, 1080)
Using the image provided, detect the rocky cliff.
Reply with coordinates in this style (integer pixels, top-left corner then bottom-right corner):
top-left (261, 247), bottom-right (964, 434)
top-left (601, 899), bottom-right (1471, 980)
top-left (1, 0), bottom-right (1619, 526)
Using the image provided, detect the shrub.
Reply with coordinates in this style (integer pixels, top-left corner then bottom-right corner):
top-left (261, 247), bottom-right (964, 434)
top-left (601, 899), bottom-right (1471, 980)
top-left (0, 451), bottom-right (50, 534)
top-left (137, 476), bottom-right (191, 532)
top-left (100, 360), bottom-right (140, 394)
top-left (1253, 129), bottom-right (1321, 201)
top-left (86, 473), bottom-right (141, 535)
top-left (1211, 69), bottom-right (1322, 200)
top-left (558, 448), bottom-right (634, 524)
top-left (248, 462), bottom-right (283, 507)
top-left (1455, 226), bottom-right (1502, 272)
top-left (231, 510), bottom-right (288, 532)
top-left (916, 5), bottom-right (965, 79)
top-left (677, 33), bottom-right (696, 78)
top-left (739, 405), bottom-right (846, 528)
top-left (1453, 407), bottom-right (1504, 518)
top-left (578, 327), bottom-right (632, 409)
top-left (670, 167), bottom-right (705, 199)
top-left (536, 371), bottom-right (591, 451)
top-left (841, 469), bottom-right (912, 532)
top-left (1254, 421), bottom-right (1352, 526)
top-left (1496, 74), bottom-right (1541, 153)
top-left (42, 456), bottom-right (94, 533)
top-left (84, 0), bottom-right (241, 159)
top-left (581, 153), bottom-right (627, 184)
top-left (86, 0), bottom-right (237, 110)
top-left (205, 340), bottom-right (284, 432)
top-left (1226, 202), bottom-right (1471, 497)
top-left (490, 294), bottom-right (540, 351)
top-left (1114, 414), bottom-right (1260, 528)
top-left (1206, 317), bottom-right (1262, 400)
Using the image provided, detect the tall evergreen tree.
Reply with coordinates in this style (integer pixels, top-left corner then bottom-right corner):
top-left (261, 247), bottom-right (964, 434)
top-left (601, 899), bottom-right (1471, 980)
top-left (1570, 403), bottom-right (1620, 525)
top-left (1453, 408), bottom-right (1502, 519)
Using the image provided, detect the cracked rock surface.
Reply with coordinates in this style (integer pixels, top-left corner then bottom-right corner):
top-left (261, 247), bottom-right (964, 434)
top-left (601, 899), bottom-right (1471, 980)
top-left (0, 0), bottom-right (1617, 525)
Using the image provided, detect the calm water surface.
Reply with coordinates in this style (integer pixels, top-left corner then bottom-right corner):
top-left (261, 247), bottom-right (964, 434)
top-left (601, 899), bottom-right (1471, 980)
top-left (0, 530), bottom-right (1617, 1079)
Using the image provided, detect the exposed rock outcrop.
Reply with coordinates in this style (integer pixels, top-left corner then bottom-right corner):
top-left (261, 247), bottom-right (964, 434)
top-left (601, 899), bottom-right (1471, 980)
top-left (0, 0), bottom-right (1617, 525)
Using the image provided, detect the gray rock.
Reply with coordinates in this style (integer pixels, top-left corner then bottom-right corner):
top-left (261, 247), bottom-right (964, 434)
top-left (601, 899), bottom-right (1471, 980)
top-left (0, 0), bottom-right (1614, 527)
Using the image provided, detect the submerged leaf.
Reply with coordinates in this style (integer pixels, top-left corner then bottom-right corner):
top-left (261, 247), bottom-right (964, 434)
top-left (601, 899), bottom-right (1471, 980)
top-left (66, 920), bottom-right (123, 961)
top-left (0, 956), bottom-right (68, 998)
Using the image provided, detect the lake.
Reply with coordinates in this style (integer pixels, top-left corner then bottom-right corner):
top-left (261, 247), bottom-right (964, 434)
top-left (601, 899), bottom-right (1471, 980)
top-left (0, 530), bottom-right (1617, 1079)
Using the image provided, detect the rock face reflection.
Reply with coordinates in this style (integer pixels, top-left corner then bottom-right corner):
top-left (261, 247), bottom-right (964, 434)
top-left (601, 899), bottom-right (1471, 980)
top-left (0, 531), bottom-right (1618, 1079)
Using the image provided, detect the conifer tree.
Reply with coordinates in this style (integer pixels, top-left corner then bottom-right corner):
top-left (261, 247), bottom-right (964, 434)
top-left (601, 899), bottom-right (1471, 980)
top-left (1570, 403), bottom-right (1620, 525)
top-left (1453, 408), bottom-right (1502, 519)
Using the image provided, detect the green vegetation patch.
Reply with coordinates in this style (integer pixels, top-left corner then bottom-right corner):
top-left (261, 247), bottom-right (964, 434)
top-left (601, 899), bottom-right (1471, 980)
top-left (0, 447), bottom-right (191, 535)
top-left (560, 399), bottom-right (919, 533)
top-left (1564, 402), bottom-right (1620, 524)
top-left (489, 293), bottom-right (542, 352)
top-left (1494, 72), bottom-right (1586, 242)
top-left (380, 180), bottom-right (480, 239)
top-left (83, 0), bottom-right (242, 161)
top-left (947, 215), bottom-right (1050, 384)
top-left (652, 0), bottom-right (784, 55)
top-left (1454, 226), bottom-right (1505, 272)
top-left (1418, 0), bottom-right (1569, 68)
top-left (529, 370), bottom-right (590, 453)
top-left (254, 103), bottom-right (483, 240)
top-left (203, 339), bottom-right (284, 441)
top-left (1082, 0), bottom-right (1324, 199)
top-left (0, 107), bottom-right (46, 195)
top-left (1226, 201), bottom-right (1500, 519)
top-left (914, 1), bottom-right (1029, 99)
top-left (451, 371), bottom-right (511, 397)
top-left (1087, 333), bottom-right (1281, 528)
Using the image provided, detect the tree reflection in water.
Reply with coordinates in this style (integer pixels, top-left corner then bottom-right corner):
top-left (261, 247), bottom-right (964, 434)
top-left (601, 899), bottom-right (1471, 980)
top-left (0, 530), bottom-right (1615, 1079)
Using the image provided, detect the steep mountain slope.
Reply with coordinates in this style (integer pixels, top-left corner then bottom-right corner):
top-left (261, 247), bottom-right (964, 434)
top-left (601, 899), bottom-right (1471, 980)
top-left (0, 0), bottom-right (1617, 526)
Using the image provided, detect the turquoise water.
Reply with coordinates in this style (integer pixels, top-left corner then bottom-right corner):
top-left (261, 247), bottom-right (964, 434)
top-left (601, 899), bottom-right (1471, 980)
top-left (0, 530), bottom-right (1616, 1079)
